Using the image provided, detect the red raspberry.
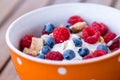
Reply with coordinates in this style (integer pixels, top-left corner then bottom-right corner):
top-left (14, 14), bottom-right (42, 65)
top-left (45, 51), bottom-right (64, 61)
top-left (83, 54), bottom-right (95, 59)
top-left (29, 53), bottom-right (35, 57)
top-left (20, 34), bottom-right (34, 50)
top-left (67, 15), bottom-right (84, 25)
top-left (92, 22), bottom-right (108, 35)
top-left (111, 48), bottom-right (119, 52)
top-left (103, 32), bottom-right (116, 43)
top-left (53, 27), bottom-right (70, 43)
top-left (93, 50), bottom-right (106, 57)
top-left (82, 27), bottom-right (100, 44)
top-left (109, 40), bottom-right (119, 50)
top-left (42, 29), bottom-right (48, 34)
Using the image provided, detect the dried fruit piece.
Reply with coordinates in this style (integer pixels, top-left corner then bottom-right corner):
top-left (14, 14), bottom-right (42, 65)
top-left (70, 22), bottom-right (87, 33)
top-left (30, 37), bottom-right (44, 53)
top-left (99, 36), bottom-right (105, 43)
top-left (23, 48), bottom-right (38, 56)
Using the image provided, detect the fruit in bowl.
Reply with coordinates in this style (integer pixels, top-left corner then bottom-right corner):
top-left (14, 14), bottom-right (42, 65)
top-left (6, 3), bottom-right (120, 80)
top-left (20, 15), bottom-right (119, 61)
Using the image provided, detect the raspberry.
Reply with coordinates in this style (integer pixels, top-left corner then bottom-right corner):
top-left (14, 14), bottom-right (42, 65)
top-left (45, 51), bottom-right (64, 61)
top-left (83, 54), bottom-right (95, 59)
top-left (53, 27), bottom-right (70, 43)
top-left (111, 48), bottom-right (119, 52)
top-left (42, 29), bottom-right (48, 34)
top-left (109, 40), bottom-right (119, 50)
top-left (67, 15), bottom-right (84, 25)
top-left (93, 50), bottom-right (106, 57)
top-left (103, 32), bottom-right (116, 43)
top-left (82, 27), bottom-right (100, 44)
top-left (29, 53), bottom-right (36, 57)
top-left (20, 34), bottom-right (34, 50)
top-left (92, 22), bottom-right (108, 35)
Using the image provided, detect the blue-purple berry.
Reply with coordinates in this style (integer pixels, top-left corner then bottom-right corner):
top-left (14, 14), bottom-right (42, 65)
top-left (63, 49), bottom-right (75, 60)
top-left (41, 46), bottom-right (51, 55)
top-left (36, 53), bottom-right (45, 59)
top-left (73, 38), bottom-right (82, 47)
top-left (78, 48), bottom-right (89, 57)
top-left (65, 24), bottom-right (72, 33)
top-left (65, 24), bottom-right (71, 29)
top-left (44, 23), bottom-right (55, 34)
top-left (44, 37), bottom-right (55, 48)
top-left (97, 44), bottom-right (108, 53)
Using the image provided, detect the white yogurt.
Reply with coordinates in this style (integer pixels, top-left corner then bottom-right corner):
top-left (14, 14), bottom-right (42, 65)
top-left (41, 34), bottom-right (103, 61)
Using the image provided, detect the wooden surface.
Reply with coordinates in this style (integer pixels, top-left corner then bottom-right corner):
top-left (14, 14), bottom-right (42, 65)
top-left (0, 0), bottom-right (120, 80)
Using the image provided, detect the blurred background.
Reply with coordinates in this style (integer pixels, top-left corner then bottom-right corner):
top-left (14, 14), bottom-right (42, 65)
top-left (0, 0), bottom-right (120, 80)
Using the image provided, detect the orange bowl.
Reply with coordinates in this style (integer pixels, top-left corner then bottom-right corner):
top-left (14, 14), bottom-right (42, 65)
top-left (6, 3), bottom-right (120, 80)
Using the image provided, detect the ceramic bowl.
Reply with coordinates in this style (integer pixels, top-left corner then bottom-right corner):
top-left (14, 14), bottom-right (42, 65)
top-left (6, 3), bottom-right (120, 80)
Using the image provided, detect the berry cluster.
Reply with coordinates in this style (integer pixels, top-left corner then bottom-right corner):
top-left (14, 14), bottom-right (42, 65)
top-left (20, 15), bottom-right (119, 61)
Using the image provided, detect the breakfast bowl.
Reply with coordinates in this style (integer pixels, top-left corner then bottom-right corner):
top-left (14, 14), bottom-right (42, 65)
top-left (6, 3), bottom-right (120, 80)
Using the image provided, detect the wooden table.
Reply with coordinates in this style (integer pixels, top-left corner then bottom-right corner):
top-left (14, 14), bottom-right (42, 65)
top-left (0, 0), bottom-right (120, 80)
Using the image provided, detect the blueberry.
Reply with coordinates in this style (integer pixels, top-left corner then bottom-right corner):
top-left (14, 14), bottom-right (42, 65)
top-left (65, 24), bottom-right (72, 33)
top-left (41, 46), bottom-right (51, 55)
top-left (63, 49), bottom-right (75, 60)
top-left (36, 53), bottom-right (45, 59)
top-left (78, 48), bottom-right (89, 57)
top-left (44, 23), bottom-right (54, 34)
top-left (73, 38), bottom-right (82, 47)
top-left (97, 44), bottom-right (108, 53)
top-left (65, 24), bottom-right (71, 29)
top-left (44, 37), bottom-right (55, 48)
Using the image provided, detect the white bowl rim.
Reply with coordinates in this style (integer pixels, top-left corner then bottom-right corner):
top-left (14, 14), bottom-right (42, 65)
top-left (6, 3), bottom-right (120, 65)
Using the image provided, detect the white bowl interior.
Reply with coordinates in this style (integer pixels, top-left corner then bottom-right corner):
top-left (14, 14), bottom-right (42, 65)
top-left (6, 3), bottom-right (120, 64)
